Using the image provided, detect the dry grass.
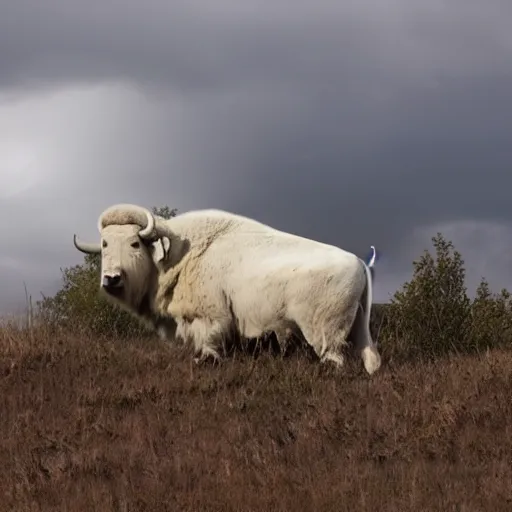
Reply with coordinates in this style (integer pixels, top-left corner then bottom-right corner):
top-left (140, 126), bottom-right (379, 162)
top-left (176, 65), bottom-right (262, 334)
top-left (1, 325), bottom-right (512, 511)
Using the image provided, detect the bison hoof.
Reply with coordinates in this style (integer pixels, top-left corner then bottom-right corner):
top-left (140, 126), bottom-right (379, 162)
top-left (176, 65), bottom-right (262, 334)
top-left (320, 351), bottom-right (345, 368)
top-left (193, 351), bottom-right (221, 366)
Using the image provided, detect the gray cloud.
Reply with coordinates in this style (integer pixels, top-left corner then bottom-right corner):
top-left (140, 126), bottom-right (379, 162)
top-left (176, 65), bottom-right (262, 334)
top-left (1, 0), bottom-right (512, 311)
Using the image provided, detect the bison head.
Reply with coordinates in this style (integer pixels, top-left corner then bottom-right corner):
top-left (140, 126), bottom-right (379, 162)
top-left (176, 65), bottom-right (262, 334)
top-left (73, 204), bottom-right (171, 309)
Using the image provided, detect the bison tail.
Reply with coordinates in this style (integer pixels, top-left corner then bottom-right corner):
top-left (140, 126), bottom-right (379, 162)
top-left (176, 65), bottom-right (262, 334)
top-left (362, 245), bottom-right (377, 333)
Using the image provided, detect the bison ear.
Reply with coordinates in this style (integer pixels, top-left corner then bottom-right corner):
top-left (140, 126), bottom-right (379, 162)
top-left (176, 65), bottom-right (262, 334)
top-left (151, 236), bottom-right (171, 264)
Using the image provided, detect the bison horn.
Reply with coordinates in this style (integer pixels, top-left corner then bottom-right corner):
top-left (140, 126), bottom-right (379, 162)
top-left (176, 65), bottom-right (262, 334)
top-left (73, 234), bottom-right (101, 254)
top-left (138, 207), bottom-right (156, 239)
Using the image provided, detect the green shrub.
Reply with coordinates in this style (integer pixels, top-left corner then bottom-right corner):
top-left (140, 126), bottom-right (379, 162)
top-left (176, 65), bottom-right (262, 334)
top-left (466, 279), bottom-right (512, 353)
top-left (379, 233), bottom-right (512, 361)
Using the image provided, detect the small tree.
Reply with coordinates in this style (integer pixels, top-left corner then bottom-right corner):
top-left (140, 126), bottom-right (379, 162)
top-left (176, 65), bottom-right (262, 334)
top-left (467, 278), bottom-right (512, 352)
top-left (38, 206), bottom-right (177, 338)
top-left (382, 233), bottom-right (471, 361)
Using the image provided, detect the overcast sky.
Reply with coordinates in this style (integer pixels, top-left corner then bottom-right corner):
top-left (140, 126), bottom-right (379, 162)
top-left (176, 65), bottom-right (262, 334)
top-left (1, 0), bottom-right (512, 314)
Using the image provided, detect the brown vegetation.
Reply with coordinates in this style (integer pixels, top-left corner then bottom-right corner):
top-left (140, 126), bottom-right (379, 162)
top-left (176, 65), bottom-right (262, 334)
top-left (2, 325), bottom-right (512, 511)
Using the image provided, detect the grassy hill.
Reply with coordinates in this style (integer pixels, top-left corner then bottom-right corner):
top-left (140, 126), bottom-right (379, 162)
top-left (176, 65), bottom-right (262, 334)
top-left (2, 325), bottom-right (511, 511)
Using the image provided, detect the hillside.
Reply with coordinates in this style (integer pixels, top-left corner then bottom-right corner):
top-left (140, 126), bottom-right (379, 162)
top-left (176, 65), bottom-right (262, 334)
top-left (2, 327), bottom-right (511, 511)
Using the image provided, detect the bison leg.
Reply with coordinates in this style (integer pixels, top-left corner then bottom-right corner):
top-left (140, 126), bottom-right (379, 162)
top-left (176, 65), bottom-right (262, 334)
top-left (297, 324), bottom-right (349, 369)
top-left (183, 317), bottom-right (231, 364)
top-left (274, 327), bottom-right (295, 356)
top-left (297, 301), bottom-right (360, 369)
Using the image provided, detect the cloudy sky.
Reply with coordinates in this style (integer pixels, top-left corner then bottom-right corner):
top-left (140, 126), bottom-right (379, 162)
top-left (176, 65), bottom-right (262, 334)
top-left (1, 0), bottom-right (512, 313)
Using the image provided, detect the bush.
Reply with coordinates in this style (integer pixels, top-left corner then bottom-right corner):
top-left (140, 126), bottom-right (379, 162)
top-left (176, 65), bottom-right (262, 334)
top-left (380, 233), bottom-right (512, 361)
top-left (37, 206), bottom-right (177, 338)
top-left (466, 279), bottom-right (512, 353)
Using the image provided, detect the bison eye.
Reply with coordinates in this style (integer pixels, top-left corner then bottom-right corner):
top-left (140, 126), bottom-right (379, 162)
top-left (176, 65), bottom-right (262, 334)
top-left (131, 241), bottom-right (140, 249)
top-left (102, 240), bottom-right (107, 248)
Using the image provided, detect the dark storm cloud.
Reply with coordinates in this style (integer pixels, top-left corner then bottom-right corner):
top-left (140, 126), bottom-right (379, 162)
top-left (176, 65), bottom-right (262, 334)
top-left (1, 0), bottom-right (512, 310)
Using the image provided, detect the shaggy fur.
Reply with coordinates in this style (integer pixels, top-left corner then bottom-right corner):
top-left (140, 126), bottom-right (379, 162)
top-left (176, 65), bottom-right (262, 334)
top-left (76, 204), bottom-right (381, 374)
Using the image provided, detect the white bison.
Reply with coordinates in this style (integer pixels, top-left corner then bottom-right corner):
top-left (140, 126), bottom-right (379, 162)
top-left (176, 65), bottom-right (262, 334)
top-left (73, 203), bottom-right (381, 374)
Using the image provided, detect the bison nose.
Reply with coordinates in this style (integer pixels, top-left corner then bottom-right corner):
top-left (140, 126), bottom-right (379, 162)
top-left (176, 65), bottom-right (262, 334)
top-left (102, 274), bottom-right (123, 289)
